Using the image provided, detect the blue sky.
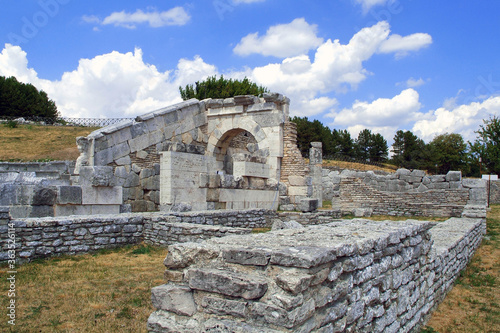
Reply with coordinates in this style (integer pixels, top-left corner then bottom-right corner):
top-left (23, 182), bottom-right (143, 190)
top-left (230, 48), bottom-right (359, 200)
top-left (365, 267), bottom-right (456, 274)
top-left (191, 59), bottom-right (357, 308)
top-left (1, 0), bottom-right (499, 146)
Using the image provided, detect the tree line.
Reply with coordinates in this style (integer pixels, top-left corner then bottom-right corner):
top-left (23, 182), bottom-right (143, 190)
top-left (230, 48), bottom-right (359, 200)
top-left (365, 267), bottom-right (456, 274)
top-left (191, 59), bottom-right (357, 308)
top-left (0, 76), bottom-right (59, 121)
top-left (291, 116), bottom-right (500, 177)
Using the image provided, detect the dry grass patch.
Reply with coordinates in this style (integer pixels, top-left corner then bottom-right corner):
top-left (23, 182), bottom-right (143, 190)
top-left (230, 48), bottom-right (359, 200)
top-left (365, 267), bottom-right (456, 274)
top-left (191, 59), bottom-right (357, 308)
top-left (0, 244), bottom-right (166, 333)
top-left (0, 124), bottom-right (98, 161)
top-left (423, 204), bottom-right (500, 333)
top-left (322, 159), bottom-right (397, 173)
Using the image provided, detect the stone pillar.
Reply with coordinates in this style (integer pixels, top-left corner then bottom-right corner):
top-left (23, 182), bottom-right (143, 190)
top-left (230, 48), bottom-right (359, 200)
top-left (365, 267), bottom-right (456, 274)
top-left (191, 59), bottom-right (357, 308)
top-left (309, 142), bottom-right (323, 208)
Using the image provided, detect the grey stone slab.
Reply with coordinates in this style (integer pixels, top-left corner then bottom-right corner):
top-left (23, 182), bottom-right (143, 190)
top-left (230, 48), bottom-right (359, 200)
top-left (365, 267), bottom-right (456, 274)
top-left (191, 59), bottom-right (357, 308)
top-left (151, 284), bottom-right (197, 316)
top-left (32, 187), bottom-right (57, 206)
top-left (222, 248), bottom-right (271, 266)
top-left (57, 186), bottom-right (82, 205)
top-left (188, 268), bottom-right (268, 300)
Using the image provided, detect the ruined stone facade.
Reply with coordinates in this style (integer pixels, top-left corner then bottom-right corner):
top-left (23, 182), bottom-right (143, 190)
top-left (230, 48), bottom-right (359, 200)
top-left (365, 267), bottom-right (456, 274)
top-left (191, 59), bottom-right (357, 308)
top-left (148, 216), bottom-right (485, 333)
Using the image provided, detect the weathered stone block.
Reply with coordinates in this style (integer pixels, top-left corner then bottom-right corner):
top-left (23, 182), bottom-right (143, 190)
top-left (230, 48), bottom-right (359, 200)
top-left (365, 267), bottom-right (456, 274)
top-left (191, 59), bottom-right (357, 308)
top-left (79, 166), bottom-right (115, 187)
top-left (57, 186), bottom-right (82, 205)
top-left (188, 268), bottom-right (268, 300)
top-left (201, 296), bottom-right (248, 318)
top-left (222, 248), bottom-right (271, 266)
top-left (151, 284), bottom-right (196, 316)
top-left (276, 271), bottom-right (314, 294)
top-left (32, 188), bottom-right (57, 206)
top-left (81, 186), bottom-right (122, 205)
top-left (446, 171), bottom-right (462, 182)
top-left (298, 198), bottom-right (318, 212)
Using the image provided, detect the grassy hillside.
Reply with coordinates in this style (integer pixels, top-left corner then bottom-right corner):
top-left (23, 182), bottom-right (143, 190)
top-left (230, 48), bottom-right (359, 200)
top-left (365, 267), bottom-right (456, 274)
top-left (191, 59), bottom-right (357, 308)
top-left (0, 124), bottom-right (98, 162)
top-left (0, 124), bottom-right (398, 173)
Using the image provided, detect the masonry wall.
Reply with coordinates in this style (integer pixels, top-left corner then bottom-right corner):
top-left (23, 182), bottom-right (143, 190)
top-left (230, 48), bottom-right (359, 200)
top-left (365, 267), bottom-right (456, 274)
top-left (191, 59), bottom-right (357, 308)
top-left (490, 180), bottom-right (500, 204)
top-left (0, 209), bottom-right (275, 263)
top-left (323, 168), bottom-right (486, 217)
top-left (148, 217), bottom-right (485, 333)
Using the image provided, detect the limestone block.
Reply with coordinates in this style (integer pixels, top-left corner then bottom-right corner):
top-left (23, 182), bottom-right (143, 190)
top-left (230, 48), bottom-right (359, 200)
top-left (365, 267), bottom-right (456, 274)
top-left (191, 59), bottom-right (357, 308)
top-left (298, 198), bottom-right (318, 212)
top-left (128, 133), bottom-right (151, 153)
top-left (462, 178), bottom-right (486, 188)
top-left (115, 155), bottom-right (131, 166)
top-left (446, 171), bottom-right (462, 182)
top-left (94, 148), bottom-right (113, 166)
top-left (130, 122), bottom-right (148, 138)
top-left (250, 299), bottom-right (315, 329)
top-left (136, 150), bottom-right (148, 159)
top-left (288, 176), bottom-right (306, 186)
top-left (222, 248), bottom-right (271, 266)
top-left (124, 172), bottom-right (140, 188)
top-left (247, 102), bottom-right (276, 113)
top-left (29, 205), bottom-right (55, 217)
top-left (57, 186), bottom-right (82, 205)
top-left (233, 161), bottom-right (270, 179)
top-left (187, 268), bottom-right (268, 300)
top-left (31, 187), bottom-right (57, 206)
top-left (79, 166), bottom-right (115, 187)
top-left (107, 127), bottom-right (133, 147)
top-left (234, 95), bottom-right (260, 105)
top-left (111, 141), bottom-right (131, 161)
top-left (288, 186), bottom-right (308, 196)
top-left (201, 296), bottom-right (247, 318)
top-left (430, 175), bottom-right (446, 183)
top-left (396, 169), bottom-right (411, 177)
top-left (276, 271), bottom-right (314, 294)
top-left (82, 186), bottom-right (123, 205)
top-left (151, 284), bottom-right (196, 316)
top-left (0, 184), bottom-right (18, 205)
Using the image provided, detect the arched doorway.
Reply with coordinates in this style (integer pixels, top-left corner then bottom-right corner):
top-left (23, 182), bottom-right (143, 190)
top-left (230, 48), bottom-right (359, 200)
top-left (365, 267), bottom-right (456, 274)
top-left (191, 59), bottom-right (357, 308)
top-left (213, 128), bottom-right (260, 175)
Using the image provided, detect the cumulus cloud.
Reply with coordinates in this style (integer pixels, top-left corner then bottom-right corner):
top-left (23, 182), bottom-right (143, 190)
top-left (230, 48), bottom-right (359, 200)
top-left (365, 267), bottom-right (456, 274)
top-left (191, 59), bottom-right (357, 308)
top-left (0, 20), bottom-right (433, 122)
top-left (233, 18), bottom-right (324, 58)
top-left (85, 7), bottom-right (190, 29)
top-left (0, 44), bottom-right (217, 118)
top-left (412, 96), bottom-right (500, 142)
top-left (246, 21), bottom-right (426, 116)
top-left (328, 89), bottom-right (422, 139)
top-left (378, 33), bottom-right (432, 58)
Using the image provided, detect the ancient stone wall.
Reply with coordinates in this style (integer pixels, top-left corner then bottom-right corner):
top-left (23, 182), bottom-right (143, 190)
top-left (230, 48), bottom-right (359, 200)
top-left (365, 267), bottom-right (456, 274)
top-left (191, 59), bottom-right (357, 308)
top-left (489, 180), bottom-right (500, 204)
top-left (148, 217), bottom-right (485, 333)
top-left (280, 121), bottom-right (308, 183)
top-left (323, 168), bottom-right (486, 217)
top-left (0, 209), bottom-right (275, 263)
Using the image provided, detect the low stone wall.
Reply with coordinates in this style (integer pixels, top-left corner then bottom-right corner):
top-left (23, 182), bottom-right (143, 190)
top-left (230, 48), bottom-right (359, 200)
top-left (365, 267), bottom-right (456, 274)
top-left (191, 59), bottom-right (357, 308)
top-left (0, 209), bottom-right (275, 263)
top-left (323, 169), bottom-right (486, 217)
top-left (277, 210), bottom-right (343, 225)
top-left (148, 216), bottom-right (485, 333)
top-left (490, 180), bottom-right (500, 204)
top-left (0, 161), bottom-right (74, 175)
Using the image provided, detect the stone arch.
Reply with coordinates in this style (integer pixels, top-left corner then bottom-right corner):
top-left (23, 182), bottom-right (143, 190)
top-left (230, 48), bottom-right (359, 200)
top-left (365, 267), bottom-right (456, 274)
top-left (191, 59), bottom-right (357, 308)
top-left (206, 118), bottom-right (267, 157)
top-left (213, 128), bottom-right (259, 175)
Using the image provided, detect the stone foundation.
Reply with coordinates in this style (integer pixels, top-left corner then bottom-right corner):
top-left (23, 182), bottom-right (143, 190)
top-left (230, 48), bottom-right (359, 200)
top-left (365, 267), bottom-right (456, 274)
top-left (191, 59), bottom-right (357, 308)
top-left (148, 216), bottom-right (485, 333)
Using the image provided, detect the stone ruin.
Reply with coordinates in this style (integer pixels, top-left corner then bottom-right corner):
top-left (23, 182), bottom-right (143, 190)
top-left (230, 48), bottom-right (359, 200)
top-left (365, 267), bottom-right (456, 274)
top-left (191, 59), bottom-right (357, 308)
top-left (0, 94), bottom-right (494, 332)
top-left (0, 93), bottom-right (325, 217)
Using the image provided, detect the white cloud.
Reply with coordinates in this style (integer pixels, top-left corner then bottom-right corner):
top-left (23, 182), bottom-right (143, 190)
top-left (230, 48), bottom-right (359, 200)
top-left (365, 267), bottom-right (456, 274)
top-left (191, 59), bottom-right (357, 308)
top-left (328, 89), bottom-right (422, 139)
top-left (0, 20), bottom-right (433, 123)
top-left (355, 0), bottom-right (389, 13)
top-left (412, 96), bottom-right (500, 142)
top-left (86, 7), bottom-right (190, 29)
top-left (233, 18), bottom-right (324, 58)
top-left (246, 21), bottom-right (395, 116)
top-left (378, 33), bottom-right (432, 58)
top-left (0, 44), bottom-right (217, 118)
top-left (406, 77), bottom-right (425, 88)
